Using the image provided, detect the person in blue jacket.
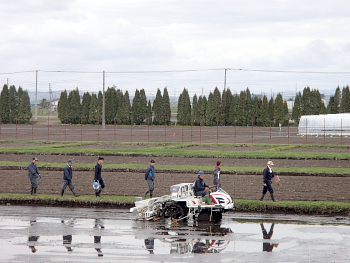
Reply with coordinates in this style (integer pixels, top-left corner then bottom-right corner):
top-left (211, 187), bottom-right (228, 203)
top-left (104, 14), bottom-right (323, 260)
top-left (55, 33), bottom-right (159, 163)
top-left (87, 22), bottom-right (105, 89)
top-left (260, 161), bottom-right (277, 202)
top-left (94, 157), bottom-right (105, 197)
top-left (61, 159), bottom-right (80, 197)
top-left (194, 171), bottom-right (212, 204)
top-left (144, 159), bottom-right (156, 199)
top-left (27, 157), bottom-right (41, 195)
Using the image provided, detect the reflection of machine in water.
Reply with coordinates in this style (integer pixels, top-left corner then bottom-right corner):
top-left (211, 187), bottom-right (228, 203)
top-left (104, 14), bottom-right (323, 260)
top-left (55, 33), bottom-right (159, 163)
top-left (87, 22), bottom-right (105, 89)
top-left (170, 238), bottom-right (230, 254)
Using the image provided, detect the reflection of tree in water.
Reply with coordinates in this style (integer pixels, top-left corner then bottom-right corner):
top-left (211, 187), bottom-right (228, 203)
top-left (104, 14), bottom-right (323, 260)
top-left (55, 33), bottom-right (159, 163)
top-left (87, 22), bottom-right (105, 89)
top-left (260, 223), bottom-right (279, 252)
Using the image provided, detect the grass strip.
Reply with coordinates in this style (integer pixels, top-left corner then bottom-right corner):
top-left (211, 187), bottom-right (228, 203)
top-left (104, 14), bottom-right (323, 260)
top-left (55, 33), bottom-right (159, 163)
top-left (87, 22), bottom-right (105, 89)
top-left (1, 145), bottom-right (350, 160)
top-left (0, 194), bottom-right (349, 215)
top-left (1, 161), bottom-right (350, 175)
top-left (234, 200), bottom-right (350, 215)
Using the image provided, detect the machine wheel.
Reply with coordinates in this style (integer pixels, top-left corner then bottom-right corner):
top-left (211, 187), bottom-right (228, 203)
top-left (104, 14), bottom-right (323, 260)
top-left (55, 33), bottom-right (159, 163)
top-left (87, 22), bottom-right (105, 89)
top-left (162, 203), bottom-right (186, 220)
top-left (197, 211), bottom-right (222, 223)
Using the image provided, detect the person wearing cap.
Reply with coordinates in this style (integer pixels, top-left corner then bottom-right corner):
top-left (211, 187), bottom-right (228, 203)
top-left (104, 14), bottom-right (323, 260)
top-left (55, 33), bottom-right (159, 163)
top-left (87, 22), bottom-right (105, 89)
top-left (194, 171), bottom-right (212, 204)
top-left (144, 159), bottom-right (156, 199)
top-left (213, 160), bottom-right (222, 190)
top-left (260, 161), bottom-right (277, 202)
top-left (94, 157), bottom-right (105, 197)
top-left (27, 157), bottom-right (41, 195)
top-left (61, 159), bottom-right (80, 197)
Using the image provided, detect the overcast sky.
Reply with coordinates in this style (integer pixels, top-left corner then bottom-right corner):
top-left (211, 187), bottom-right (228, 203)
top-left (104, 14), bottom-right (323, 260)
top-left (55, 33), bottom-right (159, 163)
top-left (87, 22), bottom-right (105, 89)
top-left (1, 0), bottom-right (350, 100)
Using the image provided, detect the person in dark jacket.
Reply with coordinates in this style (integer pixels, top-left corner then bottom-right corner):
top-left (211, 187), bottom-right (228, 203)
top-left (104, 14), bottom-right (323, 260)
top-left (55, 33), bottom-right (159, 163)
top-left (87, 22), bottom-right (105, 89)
top-left (27, 157), bottom-right (41, 195)
top-left (94, 157), bottom-right (105, 197)
top-left (144, 159), bottom-right (156, 198)
top-left (260, 161), bottom-right (277, 202)
top-left (61, 159), bottom-right (80, 197)
top-left (213, 160), bottom-right (222, 190)
top-left (194, 171), bottom-right (212, 204)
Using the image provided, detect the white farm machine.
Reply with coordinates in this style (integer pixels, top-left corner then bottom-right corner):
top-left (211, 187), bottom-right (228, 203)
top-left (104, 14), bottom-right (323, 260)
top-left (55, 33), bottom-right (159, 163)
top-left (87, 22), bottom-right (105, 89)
top-left (130, 183), bottom-right (234, 222)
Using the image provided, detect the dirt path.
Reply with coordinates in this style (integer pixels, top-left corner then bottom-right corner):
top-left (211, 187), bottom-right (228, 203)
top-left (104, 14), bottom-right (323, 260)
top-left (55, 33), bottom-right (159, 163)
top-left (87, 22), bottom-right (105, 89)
top-left (3, 169), bottom-right (350, 202)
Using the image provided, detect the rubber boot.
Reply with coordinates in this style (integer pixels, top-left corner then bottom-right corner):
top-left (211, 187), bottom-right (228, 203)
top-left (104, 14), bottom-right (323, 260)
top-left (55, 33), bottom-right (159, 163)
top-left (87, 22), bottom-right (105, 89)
top-left (270, 193), bottom-right (278, 202)
top-left (96, 189), bottom-right (102, 197)
top-left (33, 188), bottom-right (38, 196)
top-left (72, 190), bottom-right (80, 197)
top-left (144, 190), bottom-right (149, 198)
top-left (95, 189), bottom-right (99, 197)
top-left (259, 193), bottom-right (265, 201)
top-left (31, 187), bottom-right (34, 195)
top-left (149, 190), bottom-right (153, 199)
top-left (61, 189), bottom-right (64, 197)
top-left (205, 195), bottom-right (212, 205)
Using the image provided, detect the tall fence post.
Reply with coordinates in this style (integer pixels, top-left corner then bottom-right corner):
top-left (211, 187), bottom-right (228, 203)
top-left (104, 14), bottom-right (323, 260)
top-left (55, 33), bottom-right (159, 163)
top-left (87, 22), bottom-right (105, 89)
top-left (148, 117), bottom-right (150, 143)
top-left (131, 117), bottom-right (133, 143)
top-left (251, 118), bottom-right (253, 145)
top-left (16, 117), bottom-right (18, 140)
top-left (47, 115), bottom-right (50, 142)
top-left (165, 117), bottom-right (167, 143)
top-left (182, 118), bottom-right (184, 143)
top-left (199, 116), bottom-right (202, 144)
top-left (288, 118), bottom-right (290, 145)
top-left (97, 117), bottom-right (100, 142)
top-left (270, 119), bottom-right (272, 145)
top-left (81, 116), bottom-right (83, 142)
top-left (234, 118), bottom-right (236, 144)
top-left (114, 117), bottom-right (116, 142)
top-left (191, 117), bottom-right (193, 143)
top-left (324, 118), bottom-right (326, 145)
top-left (217, 117), bottom-right (219, 144)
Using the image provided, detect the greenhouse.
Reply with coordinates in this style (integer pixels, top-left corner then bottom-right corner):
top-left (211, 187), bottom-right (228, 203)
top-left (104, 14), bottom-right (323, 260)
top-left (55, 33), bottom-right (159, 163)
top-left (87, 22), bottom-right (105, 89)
top-left (298, 113), bottom-right (350, 136)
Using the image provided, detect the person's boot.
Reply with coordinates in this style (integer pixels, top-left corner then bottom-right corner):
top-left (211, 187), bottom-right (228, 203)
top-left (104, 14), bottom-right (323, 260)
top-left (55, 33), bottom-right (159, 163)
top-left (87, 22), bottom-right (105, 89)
top-left (95, 189), bottom-right (99, 197)
top-left (61, 189), bottom-right (64, 197)
top-left (72, 190), bottom-right (80, 197)
top-left (144, 190), bottom-right (148, 199)
top-left (270, 193), bottom-right (278, 202)
top-left (33, 188), bottom-right (38, 196)
top-left (149, 191), bottom-right (153, 199)
top-left (96, 189), bottom-right (102, 197)
top-left (205, 195), bottom-right (212, 205)
top-left (30, 187), bottom-right (34, 195)
top-left (259, 193), bottom-right (265, 201)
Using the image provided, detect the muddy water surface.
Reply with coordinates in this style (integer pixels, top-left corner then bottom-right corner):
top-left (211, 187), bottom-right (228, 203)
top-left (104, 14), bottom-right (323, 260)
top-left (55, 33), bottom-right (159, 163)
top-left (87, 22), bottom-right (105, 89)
top-left (0, 206), bottom-right (349, 262)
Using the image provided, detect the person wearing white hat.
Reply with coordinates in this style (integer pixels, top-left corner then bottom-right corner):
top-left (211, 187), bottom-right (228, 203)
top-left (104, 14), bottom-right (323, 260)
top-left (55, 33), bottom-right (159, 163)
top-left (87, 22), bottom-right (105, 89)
top-left (259, 161), bottom-right (277, 202)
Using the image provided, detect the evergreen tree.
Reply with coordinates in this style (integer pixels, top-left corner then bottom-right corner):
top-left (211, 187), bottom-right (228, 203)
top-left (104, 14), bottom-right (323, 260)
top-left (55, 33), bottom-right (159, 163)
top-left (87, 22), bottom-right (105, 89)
top-left (17, 86), bottom-right (23, 101)
top-left (205, 92), bottom-right (214, 126)
top-left (88, 93), bottom-right (98, 124)
top-left (301, 87), bottom-right (312, 115)
top-left (225, 89), bottom-right (233, 125)
top-left (236, 90), bottom-right (246, 126)
top-left (251, 95), bottom-right (260, 125)
top-left (8, 85), bottom-right (19, 123)
top-left (116, 91), bottom-right (131, 125)
top-left (228, 93), bottom-right (238, 125)
top-left (67, 88), bottom-right (82, 124)
top-left (291, 92), bottom-right (302, 124)
top-left (57, 90), bottom-right (68, 123)
top-left (17, 90), bottom-right (32, 124)
top-left (137, 89), bottom-right (148, 124)
top-left (274, 93), bottom-right (287, 126)
top-left (220, 88), bottom-right (227, 125)
top-left (258, 95), bottom-right (270, 127)
top-left (152, 88), bottom-right (164, 125)
top-left (0, 84), bottom-right (10, 123)
top-left (205, 87), bottom-right (221, 126)
top-left (105, 87), bottom-right (117, 124)
top-left (163, 87), bottom-right (171, 125)
top-left (245, 88), bottom-right (252, 124)
top-left (192, 94), bottom-right (200, 126)
top-left (177, 88), bottom-right (191, 125)
top-left (327, 87), bottom-right (341, 114)
top-left (132, 89), bottom-right (141, 124)
top-left (97, 91), bottom-right (103, 124)
top-left (81, 92), bottom-right (91, 124)
top-left (198, 95), bottom-right (207, 125)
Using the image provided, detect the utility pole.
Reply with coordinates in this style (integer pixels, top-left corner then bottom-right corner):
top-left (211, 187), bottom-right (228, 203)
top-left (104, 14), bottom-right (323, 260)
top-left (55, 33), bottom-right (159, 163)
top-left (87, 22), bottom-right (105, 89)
top-left (35, 70), bottom-right (38, 121)
top-left (49, 83), bottom-right (54, 116)
top-left (102, 70), bottom-right (105, 128)
top-left (224, 68), bottom-right (227, 90)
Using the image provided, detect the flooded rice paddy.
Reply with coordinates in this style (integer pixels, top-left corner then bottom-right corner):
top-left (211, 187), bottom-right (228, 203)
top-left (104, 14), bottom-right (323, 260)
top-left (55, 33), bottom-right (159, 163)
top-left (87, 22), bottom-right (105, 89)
top-left (0, 206), bottom-right (349, 262)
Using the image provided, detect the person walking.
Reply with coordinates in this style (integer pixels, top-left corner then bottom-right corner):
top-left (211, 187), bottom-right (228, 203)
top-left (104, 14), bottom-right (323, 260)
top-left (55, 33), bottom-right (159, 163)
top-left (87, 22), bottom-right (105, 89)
top-left (27, 157), bottom-right (41, 195)
top-left (194, 171), bottom-right (212, 204)
top-left (144, 159), bottom-right (155, 199)
top-left (260, 161), bottom-right (278, 202)
top-left (94, 157), bottom-right (105, 197)
top-left (213, 160), bottom-right (222, 190)
top-left (61, 159), bottom-right (80, 197)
